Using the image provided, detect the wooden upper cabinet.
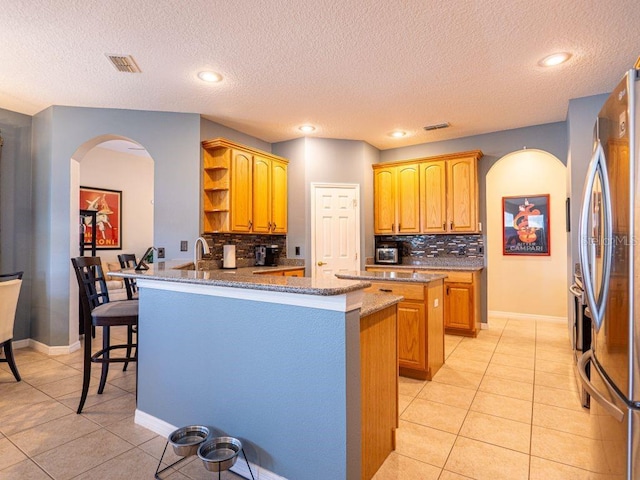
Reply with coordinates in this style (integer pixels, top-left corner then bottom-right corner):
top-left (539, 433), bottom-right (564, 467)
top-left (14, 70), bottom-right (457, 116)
top-left (374, 150), bottom-right (482, 235)
top-left (252, 155), bottom-right (271, 234)
top-left (271, 159), bottom-right (288, 234)
top-left (373, 163), bottom-right (420, 234)
top-left (373, 167), bottom-right (397, 234)
top-left (230, 149), bottom-right (253, 232)
top-left (396, 164), bottom-right (420, 233)
top-left (447, 156), bottom-right (477, 233)
top-left (201, 138), bottom-right (288, 234)
top-left (420, 161), bottom-right (446, 233)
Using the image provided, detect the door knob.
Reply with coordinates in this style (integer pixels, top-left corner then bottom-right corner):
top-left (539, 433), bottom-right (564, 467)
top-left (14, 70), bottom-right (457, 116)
top-left (317, 261), bottom-right (327, 266)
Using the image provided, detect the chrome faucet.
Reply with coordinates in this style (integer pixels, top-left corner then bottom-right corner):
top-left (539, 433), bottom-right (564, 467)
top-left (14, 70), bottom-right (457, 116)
top-left (194, 237), bottom-right (211, 266)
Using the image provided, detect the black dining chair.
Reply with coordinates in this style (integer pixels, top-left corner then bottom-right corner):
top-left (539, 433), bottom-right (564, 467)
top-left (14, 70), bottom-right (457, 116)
top-left (117, 253), bottom-right (138, 372)
top-left (0, 271), bottom-right (24, 382)
top-left (71, 257), bottom-right (138, 414)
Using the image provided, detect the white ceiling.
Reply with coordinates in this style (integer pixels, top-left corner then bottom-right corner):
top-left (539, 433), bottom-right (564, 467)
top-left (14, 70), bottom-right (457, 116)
top-left (1, 0), bottom-right (638, 150)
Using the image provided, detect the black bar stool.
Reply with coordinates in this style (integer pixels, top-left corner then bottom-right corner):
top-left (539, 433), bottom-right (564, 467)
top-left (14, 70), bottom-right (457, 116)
top-left (71, 257), bottom-right (138, 414)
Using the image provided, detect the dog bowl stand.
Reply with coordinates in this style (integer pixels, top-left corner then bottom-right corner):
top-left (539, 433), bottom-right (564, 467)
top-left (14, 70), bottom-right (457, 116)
top-left (154, 439), bottom-right (255, 480)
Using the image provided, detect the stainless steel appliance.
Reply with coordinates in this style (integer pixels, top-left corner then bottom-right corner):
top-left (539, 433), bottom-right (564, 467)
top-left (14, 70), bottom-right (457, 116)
top-left (255, 245), bottom-right (266, 266)
top-left (375, 242), bottom-right (401, 264)
top-left (255, 244), bottom-right (280, 266)
top-left (577, 68), bottom-right (640, 479)
top-left (265, 245), bottom-right (279, 266)
top-left (569, 263), bottom-right (591, 408)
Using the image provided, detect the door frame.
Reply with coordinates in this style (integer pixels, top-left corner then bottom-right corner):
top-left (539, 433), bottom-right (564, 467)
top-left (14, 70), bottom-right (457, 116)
top-left (310, 183), bottom-right (361, 279)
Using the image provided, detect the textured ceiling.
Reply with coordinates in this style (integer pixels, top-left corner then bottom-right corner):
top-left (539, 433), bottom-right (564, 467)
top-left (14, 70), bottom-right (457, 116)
top-left (0, 0), bottom-right (638, 149)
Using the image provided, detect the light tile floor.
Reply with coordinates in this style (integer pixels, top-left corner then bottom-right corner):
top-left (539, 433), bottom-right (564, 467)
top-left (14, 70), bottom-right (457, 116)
top-left (373, 317), bottom-right (602, 480)
top-left (0, 318), bottom-right (595, 479)
top-left (0, 327), bottom-right (243, 479)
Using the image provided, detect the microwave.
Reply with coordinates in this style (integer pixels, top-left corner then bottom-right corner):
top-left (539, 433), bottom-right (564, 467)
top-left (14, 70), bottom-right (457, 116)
top-left (375, 242), bottom-right (401, 264)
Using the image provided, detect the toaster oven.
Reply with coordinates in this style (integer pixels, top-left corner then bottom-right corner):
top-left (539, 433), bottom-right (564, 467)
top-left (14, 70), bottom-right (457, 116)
top-left (375, 242), bottom-right (401, 264)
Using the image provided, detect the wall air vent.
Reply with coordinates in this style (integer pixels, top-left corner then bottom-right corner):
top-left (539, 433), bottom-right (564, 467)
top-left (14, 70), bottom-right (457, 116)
top-left (105, 54), bottom-right (142, 73)
top-left (423, 122), bottom-right (450, 131)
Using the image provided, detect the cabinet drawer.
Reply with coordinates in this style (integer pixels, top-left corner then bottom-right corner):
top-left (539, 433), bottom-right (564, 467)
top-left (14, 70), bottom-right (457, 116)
top-left (364, 281), bottom-right (425, 301)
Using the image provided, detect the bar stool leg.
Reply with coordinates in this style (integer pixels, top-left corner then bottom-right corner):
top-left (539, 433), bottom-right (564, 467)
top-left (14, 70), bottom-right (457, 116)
top-left (97, 326), bottom-right (110, 394)
top-left (3, 341), bottom-right (21, 381)
top-left (77, 326), bottom-right (93, 413)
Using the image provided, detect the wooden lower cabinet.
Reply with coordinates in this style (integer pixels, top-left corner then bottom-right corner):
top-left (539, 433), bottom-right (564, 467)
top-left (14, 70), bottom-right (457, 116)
top-left (365, 266), bottom-right (482, 337)
top-left (360, 304), bottom-right (398, 480)
top-left (363, 279), bottom-right (444, 380)
top-left (440, 271), bottom-right (480, 337)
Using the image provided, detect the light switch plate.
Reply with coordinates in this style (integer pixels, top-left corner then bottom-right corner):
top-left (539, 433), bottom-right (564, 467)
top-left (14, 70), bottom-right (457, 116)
top-left (180, 240), bottom-right (188, 252)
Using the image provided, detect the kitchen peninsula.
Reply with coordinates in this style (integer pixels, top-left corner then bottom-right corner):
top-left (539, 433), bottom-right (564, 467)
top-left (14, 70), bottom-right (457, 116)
top-left (111, 264), bottom-right (400, 480)
top-left (337, 270), bottom-right (447, 380)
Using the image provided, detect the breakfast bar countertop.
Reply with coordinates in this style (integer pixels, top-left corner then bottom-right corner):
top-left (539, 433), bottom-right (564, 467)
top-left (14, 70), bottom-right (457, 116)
top-left (110, 261), bottom-right (370, 296)
top-left (360, 292), bottom-right (404, 317)
top-left (366, 257), bottom-right (485, 271)
top-left (336, 270), bottom-right (448, 283)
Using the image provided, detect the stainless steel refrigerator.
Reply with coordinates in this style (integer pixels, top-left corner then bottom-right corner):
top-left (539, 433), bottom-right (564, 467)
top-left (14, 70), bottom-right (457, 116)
top-left (578, 68), bottom-right (640, 479)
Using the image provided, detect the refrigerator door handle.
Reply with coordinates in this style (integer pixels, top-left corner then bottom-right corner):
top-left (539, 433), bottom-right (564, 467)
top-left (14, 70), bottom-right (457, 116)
top-left (578, 140), bottom-right (613, 332)
top-left (577, 350), bottom-right (625, 422)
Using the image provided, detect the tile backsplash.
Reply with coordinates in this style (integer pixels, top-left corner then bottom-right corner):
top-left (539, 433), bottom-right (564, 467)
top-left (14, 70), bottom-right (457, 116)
top-left (376, 234), bottom-right (484, 259)
top-left (204, 234), bottom-right (287, 264)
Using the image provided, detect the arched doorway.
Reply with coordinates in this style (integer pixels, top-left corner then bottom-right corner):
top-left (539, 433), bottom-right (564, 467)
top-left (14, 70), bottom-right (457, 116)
top-left (485, 149), bottom-right (568, 323)
top-left (68, 134), bottom-right (154, 345)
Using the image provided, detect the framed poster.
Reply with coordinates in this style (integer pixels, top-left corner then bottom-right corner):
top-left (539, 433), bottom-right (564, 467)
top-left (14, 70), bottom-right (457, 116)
top-left (503, 194), bottom-right (550, 256)
top-left (79, 186), bottom-right (122, 250)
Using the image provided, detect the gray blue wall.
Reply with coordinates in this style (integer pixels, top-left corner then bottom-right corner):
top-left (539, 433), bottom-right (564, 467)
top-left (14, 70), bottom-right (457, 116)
top-left (31, 106), bottom-right (201, 346)
top-left (0, 108), bottom-right (33, 341)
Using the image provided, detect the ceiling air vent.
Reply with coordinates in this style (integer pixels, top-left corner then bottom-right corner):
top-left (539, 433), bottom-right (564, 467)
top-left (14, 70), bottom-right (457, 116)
top-left (423, 122), bottom-right (450, 131)
top-left (105, 54), bottom-right (142, 73)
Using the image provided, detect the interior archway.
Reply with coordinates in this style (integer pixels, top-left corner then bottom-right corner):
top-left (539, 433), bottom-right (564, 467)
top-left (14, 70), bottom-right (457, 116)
top-left (68, 135), bottom-right (154, 346)
top-left (485, 148), bottom-right (568, 323)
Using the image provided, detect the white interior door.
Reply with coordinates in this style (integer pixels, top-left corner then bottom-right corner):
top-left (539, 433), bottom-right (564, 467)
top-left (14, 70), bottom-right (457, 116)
top-left (312, 184), bottom-right (360, 278)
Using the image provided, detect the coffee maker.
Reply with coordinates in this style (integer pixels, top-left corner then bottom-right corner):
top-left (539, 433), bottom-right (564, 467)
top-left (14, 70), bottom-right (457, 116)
top-left (255, 245), bottom-right (280, 266)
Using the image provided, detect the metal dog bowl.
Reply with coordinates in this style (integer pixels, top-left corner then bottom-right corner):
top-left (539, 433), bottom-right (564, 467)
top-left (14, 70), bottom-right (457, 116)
top-left (197, 436), bottom-right (242, 472)
top-left (168, 425), bottom-right (210, 457)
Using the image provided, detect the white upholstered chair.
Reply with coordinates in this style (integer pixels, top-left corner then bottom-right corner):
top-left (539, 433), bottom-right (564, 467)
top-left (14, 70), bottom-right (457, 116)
top-left (0, 271), bottom-right (24, 382)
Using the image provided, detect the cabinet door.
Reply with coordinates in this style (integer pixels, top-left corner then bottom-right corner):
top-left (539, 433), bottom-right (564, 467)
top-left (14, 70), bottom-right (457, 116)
top-left (374, 167), bottom-right (396, 234)
top-left (230, 150), bottom-right (253, 232)
top-left (396, 164), bottom-right (421, 233)
top-left (271, 159), bottom-right (288, 234)
top-left (252, 155), bottom-right (271, 233)
top-left (444, 282), bottom-right (473, 331)
top-left (447, 158), bottom-right (477, 232)
top-left (420, 161), bottom-right (446, 233)
top-left (397, 301), bottom-right (426, 370)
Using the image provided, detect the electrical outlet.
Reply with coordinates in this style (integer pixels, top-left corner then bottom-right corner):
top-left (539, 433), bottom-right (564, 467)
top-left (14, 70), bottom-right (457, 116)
top-left (295, 246), bottom-right (301, 256)
top-left (180, 240), bottom-right (188, 252)
top-left (157, 247), bottom-right (165, 259)
top-left (434, 298), bottom-right (439, 308)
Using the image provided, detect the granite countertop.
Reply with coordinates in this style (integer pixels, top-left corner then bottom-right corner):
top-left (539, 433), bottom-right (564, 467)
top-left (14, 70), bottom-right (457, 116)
top-left (360, 292), bottom-right (403, 317)
top-left (110, 261), bottom-right (368, 296)
top-left (368, 257), bottom-right (485, 272)
top-left (336, 270), bottom-right (448, 283)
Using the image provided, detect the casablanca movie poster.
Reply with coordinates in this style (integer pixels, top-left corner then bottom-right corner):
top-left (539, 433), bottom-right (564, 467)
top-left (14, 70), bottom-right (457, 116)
top-left (503, 195), bottom-right (550, 256)
top-left (80, 186), bottom-right (122, 250)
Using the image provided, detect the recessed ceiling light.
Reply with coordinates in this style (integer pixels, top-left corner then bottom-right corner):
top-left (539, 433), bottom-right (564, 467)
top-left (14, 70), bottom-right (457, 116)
top-left (390, 130), bottom-right (407, 138)
top-left (298, 125), bottom-right (316, 133)
top-left (538, 52), bottom-right (572, 67)
top-left (197, 71), bottom-right (222, 83)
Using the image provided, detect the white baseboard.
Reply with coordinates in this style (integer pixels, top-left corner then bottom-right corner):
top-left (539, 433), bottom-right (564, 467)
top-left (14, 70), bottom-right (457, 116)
top-left (13, 338), bottom-right (81, 355)
top-left (488, 310), bottom-right (566, 324)
top-left (135, 409), bottom-right (287, 480)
